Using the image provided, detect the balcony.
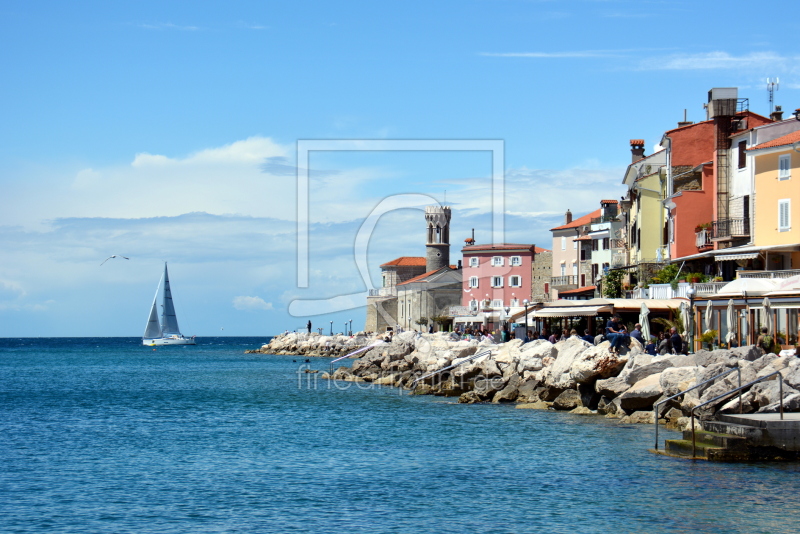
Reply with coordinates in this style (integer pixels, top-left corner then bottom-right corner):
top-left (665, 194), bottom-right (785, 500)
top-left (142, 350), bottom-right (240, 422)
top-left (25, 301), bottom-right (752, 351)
top-left (368, 287), bottom-right (397, 297)
top-left (712, 218), bottom-right (750, 240)
top-left (590, 215), bottom-right (619, 225)
top-left (631, 282), bottom-right (728, 300)
top-left (738, 269), bottom-right (800, 279)
top-left (696, 228), bottom-right (712, 250)
top-left (550, 275), bottom-right (578, 287)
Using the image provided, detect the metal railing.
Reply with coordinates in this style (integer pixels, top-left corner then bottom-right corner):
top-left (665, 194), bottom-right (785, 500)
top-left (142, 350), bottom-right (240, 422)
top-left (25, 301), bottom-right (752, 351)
top-left (738, 269), bottom-right (800, 279)
top-left (689, 370), bottom-right (785, 457)
top-left (590, 216), bottom-right (619, 224)
top-left (329, 340), bottom-right (385, 375)
top-left (654, 366), bottom-right (741, 451)
top-left (368, 287), bottom-right (397, 297)
top-left (696, 229), bottom-right (712, 248)
top-left (712, 218), bottom-right (750, 239)
top-left (550, 275), bottom-right (578, 287)
top-left (411, 349), bottom-right (492, 387)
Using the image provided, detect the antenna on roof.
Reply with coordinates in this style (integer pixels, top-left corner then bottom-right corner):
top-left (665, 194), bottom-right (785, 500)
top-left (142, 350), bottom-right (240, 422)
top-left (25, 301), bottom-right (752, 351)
top-left (767, 78), bottom-right (779, 113)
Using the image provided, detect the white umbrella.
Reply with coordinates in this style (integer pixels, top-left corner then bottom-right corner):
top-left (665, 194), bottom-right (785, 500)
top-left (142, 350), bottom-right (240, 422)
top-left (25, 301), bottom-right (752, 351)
top-left (639, 301), bottom-right (651, 342)
top-left (725, 299), bottom-right (736, 344)
top-left (680, 301), bottom-right (690, 335)
top-left (704, 299), bottom-right (713, 333)
top-left (762, 296), bottom-right (773, 335)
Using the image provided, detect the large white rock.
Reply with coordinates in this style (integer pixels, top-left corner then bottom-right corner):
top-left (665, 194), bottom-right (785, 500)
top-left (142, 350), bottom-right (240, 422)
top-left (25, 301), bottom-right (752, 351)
top-left (543, 337), bottom-right (590, 389)
top-left (569, 344), bottom-right (628, 384)
top-left (659, 366), bottom-right (699, 397)
top-left (618, 372), bottom-right (664, 412)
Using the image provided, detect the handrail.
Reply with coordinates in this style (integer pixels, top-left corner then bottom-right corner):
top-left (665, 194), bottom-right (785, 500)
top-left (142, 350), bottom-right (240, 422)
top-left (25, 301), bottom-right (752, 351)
top-left (411, 349), bottom-right (493, 387)
top-left (689, 370), bottom-right (785, 457)
top-left (654, 367), bottom-right (741, 451)
top-left (328, 340), bottom-right (385, 375)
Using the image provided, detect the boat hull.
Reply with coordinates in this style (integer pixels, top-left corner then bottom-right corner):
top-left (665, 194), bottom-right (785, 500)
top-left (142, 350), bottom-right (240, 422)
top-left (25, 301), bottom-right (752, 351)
top-left (143, 336), bottom-right (196, 346)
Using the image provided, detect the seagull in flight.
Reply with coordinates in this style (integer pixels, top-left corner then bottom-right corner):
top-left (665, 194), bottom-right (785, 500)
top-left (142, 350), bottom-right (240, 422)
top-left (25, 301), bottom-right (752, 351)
top-left (100, 255), bottom-right (130, 266)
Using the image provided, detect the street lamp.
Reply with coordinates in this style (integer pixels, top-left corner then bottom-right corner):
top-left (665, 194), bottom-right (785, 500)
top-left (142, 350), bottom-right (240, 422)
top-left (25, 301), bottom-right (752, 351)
top-left (523, 299), bottom-right (529, 331)
top-left (349, 319), bottom-right (353, 336)
top-left (329, 320), bottom-right (333, 336)
top-left (686, 286), bottom-right (697, 354)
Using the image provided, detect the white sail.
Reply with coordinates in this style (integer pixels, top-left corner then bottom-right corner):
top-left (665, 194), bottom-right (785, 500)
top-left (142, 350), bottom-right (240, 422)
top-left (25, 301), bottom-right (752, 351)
top-left (160, 263), bottom-right (181, 335)
top-left (143, 299), bottom-right (162, 339)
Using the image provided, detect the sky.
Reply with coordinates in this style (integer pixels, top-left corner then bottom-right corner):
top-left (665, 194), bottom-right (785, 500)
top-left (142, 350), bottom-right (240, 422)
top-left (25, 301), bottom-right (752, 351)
top-left (2, 0), bottom-right (799, 337)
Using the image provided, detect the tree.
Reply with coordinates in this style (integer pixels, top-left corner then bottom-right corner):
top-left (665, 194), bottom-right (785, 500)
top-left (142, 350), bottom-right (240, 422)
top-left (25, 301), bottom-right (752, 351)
top-left (415, 317), bottom-right (429, 327)
top-left (653, 306), bottom-right (684, 335)
top-left (602, 269), bottom-right (624, 298)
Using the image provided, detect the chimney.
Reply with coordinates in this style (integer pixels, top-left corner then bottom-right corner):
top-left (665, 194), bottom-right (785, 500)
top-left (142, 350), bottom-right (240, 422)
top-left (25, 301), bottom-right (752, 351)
top-left (677, 108), bottom-right (693, 128)
top-left (457, 260), bottom-right (462, 269)
top-left (630, 139), bottom-right (645, 162)
top-left (565, 209), bottom-right (572, 225)
top-left (771, 105), bottom-right (784, 122)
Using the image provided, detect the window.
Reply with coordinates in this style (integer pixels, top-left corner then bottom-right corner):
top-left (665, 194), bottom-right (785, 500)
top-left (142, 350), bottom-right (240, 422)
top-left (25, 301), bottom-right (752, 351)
top-left (738, 141), bottom-right (747, 169)
top-left (469, 257), bottom-right (479, 267)
top-left (492, 256), bottom-right (504, 266)
top-left (510, 298), bottom-right (519, 307)
top-left (560, 264), bottom-right (566, 276)
top-left (510, 256), bottom-right (522, 266)
top-left (592, 239), bottom-right (598, 251)
top-left (469, 299), bottom-right (478, 311)
top-left (580, 249), bottom-right (587, 261)
top-left (779, 154), bottom-right (791, 180)
top-left (591, 263), bottom-right (598, 281)
top-left (492, 299), bottom-right (503, 308)
top-left (573, 240), bottom-right (578, 250)
top-left (491, 276), bottom-right (503, 288)
top-left (779, 199), bottom-right (791, 232)
top-left (602, 237), bottom-right (610, 250)
top-left (572, 263), bottom-right (577, 276)
top-left (469, 276), bottom-right (479, 288)
top-left (561, 237), bottom-right (566, 251)
top-left (509, 275), bottom-right (521, 287)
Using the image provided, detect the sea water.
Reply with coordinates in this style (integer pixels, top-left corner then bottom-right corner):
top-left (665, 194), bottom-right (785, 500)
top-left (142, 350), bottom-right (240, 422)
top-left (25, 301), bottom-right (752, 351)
top-left (1, 337), bottom-right (799, 534)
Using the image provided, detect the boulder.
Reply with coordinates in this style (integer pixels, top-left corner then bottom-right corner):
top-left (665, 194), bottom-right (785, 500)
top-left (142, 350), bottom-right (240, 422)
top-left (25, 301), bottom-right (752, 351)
top-left (516, 401), bottom-right (550, 410)
top-left (492, 375), bottom-right (521, 403)
top-left (516, 379), bottom-right (541, 403)
top-left (618, 373), bottom-right (664, 412)
top-left (570, 407), bottom-right (594, 415)
top-left (544, 337), bottom-right (590, 389)
top-left (595, 375), bottom-right (631, 398)
top-left (620, 411), bottom-right (657, 425)
top-left (569, 344), bottom-right (627, 384)
top-left (552, 389), bottom-right (582, 411)
top-left (659, 366), bottom-right (699, 397)
top-left (458, 391), bottom-right (482, 404)
top-left (473, 377), bottom-right (506, 400)
top-left (757, 392), bottom-right (800, 413)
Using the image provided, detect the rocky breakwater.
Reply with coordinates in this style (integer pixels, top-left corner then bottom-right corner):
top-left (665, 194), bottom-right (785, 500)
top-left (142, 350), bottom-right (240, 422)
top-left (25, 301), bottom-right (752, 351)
top-left (326, 331), bottom-right (800, 428)
top-left (246, 332), bottom-right (372, 357)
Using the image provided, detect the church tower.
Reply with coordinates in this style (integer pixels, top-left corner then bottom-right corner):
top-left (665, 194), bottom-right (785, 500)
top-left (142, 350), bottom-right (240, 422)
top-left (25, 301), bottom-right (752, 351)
top-left (425, 205), bottom-right (451, 272)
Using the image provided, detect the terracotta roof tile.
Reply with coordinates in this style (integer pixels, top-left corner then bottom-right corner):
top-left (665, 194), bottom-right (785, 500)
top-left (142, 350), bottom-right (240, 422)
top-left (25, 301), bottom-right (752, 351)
top-left (396, 267), bottom-right (455, 285)
top-left (630, 139), bottom-right (645, 146)
top-left (461, 243), bottom-right (536, 252)
top-left (749, 129), bottom-right (800, 151)
top-left (380, 256), bottom-right (426, 267)
top-left (600, 199), bottom-right (618, 204)
top-left (550, 209), bottom-right (601, 231)
top-left (534, 246), bottom-right (550, 253)
top-left (558, 285), bottom-right (596, 295)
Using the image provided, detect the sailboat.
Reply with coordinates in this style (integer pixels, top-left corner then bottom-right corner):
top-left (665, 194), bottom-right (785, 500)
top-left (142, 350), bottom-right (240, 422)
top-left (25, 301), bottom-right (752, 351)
top-left (142, 263), bottom-right (196, 346)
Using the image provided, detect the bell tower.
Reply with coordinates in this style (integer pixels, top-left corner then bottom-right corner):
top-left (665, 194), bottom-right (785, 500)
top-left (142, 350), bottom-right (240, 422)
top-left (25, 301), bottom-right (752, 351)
top-left (425, 205), bottom-right (451, 272)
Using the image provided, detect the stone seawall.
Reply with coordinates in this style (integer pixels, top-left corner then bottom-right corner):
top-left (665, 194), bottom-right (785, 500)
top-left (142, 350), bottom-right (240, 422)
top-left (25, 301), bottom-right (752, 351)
top-left (324, 331), bottom-right (800, 428)
top-left (246, 332), bottom-right (373, 357)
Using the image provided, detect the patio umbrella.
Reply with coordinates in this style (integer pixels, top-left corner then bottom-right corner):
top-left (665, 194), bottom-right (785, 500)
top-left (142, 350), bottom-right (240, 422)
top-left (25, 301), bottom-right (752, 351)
top-left (762, 296), bottom-right (773, 335)
top-left (704, 299), bottom-right (713, 333)
top-left (725, 299), bottom-right (736, 344)
top-left (639, 301), bottom-right (651, 342)
top-left (680, 301), bottom-right (690, 335)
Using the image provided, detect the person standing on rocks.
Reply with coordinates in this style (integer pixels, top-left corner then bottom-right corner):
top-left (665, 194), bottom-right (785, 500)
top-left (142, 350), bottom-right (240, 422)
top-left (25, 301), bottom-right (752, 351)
top-left (307, 320), bottom-right (312, 334)
top-left (669, 327), bottom-right (684, 354)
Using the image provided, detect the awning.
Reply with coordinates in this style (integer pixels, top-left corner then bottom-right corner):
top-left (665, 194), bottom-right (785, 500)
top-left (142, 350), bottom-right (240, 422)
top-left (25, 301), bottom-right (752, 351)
top-left (715, 252), bottom-right (759, 262)
top-left (531, 304), bottom-right (611, 318)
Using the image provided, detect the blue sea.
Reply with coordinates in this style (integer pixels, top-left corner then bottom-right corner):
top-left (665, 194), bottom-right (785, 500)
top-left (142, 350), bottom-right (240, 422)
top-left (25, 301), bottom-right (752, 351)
top-left (1, 337), bottom-right (799, 533)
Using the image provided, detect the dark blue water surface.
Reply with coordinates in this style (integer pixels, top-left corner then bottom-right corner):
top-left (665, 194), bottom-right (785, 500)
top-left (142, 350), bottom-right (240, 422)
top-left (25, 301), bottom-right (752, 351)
top-left (1, 337), bottom-right (799, 533)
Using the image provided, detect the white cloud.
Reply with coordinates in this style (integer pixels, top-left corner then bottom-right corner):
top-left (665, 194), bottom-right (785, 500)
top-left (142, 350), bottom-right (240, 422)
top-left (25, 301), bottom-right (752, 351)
top-left (641, 51), bottom-right (796, 71)
top-left (233, 296), bottom-right (274, 311)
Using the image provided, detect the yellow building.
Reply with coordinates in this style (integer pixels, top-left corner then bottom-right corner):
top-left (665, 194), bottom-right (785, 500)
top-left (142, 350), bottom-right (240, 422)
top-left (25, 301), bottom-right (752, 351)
top-left (750, 130), bottom-right (800, 268)
top-left (620, 144), bottom-right (668, 266)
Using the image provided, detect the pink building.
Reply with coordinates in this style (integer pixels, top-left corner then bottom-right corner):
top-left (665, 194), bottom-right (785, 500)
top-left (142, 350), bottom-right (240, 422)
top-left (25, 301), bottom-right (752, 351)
top-left (461, 243), bottom-right (538, 311)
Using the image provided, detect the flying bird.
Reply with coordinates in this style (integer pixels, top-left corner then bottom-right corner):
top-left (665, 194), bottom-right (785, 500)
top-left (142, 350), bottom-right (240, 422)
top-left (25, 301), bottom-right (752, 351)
top-left (100, 255), bottom-right (130, 266)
